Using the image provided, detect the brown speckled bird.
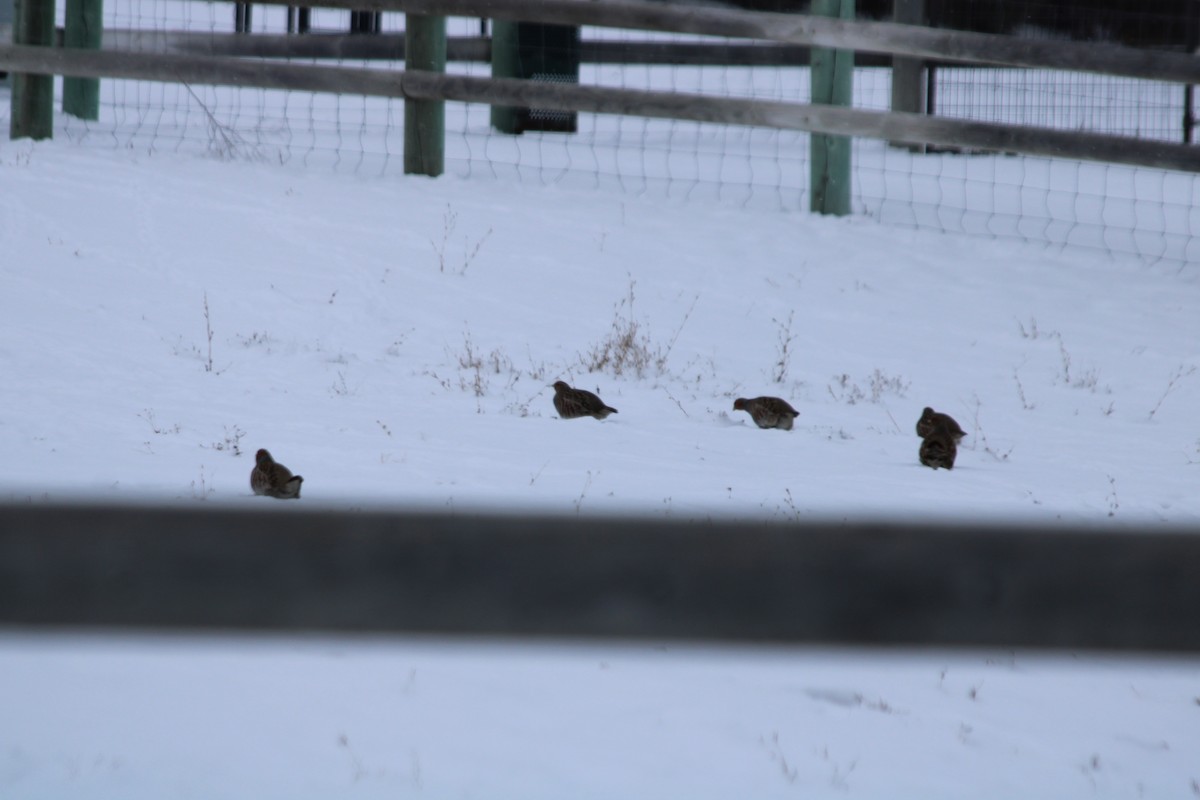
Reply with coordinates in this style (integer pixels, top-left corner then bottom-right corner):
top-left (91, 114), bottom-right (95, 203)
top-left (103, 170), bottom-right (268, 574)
top-left (552, 381), bottom-right (618, 420)
top-left (916, 406), bottom-right (967, 442)
top-left (919, 432), bottom-right (957, 470)
top-left (250, 448), bottom-right (303, 499)
top-left (733, 396), bottom-right (800, 431)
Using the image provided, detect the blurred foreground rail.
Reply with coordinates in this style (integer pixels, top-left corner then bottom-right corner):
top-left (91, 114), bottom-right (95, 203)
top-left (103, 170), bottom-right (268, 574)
top-left (1, 504), bottom-right (1198, 652)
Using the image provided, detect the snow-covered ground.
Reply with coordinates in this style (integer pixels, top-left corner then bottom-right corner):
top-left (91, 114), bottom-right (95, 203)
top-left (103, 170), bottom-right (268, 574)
top-left (2, 138), bottom-right (1197, 520)
top-left (3, 26), bottom-right (1200, 795)
top-left (2, 633), bottom-right (1198, 799)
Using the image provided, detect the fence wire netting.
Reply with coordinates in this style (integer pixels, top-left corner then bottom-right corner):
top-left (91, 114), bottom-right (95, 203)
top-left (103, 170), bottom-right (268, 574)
top-left (917, 0), bottom-right (1196, 146)
top-left (3, 0), bottom-right (1199, 267)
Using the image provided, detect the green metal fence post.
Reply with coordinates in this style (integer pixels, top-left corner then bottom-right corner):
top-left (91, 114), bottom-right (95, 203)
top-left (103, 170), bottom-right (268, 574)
top-left (404, 13), bottom-right (446, 176)
top-left (10, 0), bottom-right (56, 140)
top-left (490, 19), bottom-right (521, 134)
top-left (809, 0), bottom-right (854, 216)
top-left (63, 0), bottom-right (102, 120)
top-left (1, 0), bottom-right (13, 87)
top-left (491, 20), bottom-right (580, 134)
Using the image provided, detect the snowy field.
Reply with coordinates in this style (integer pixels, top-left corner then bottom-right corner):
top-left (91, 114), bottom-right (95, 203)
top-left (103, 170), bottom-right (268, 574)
top-left (2, 633), bottom-right (1198, 799)
top-left (2, 136), bottom-right (1198, 520)
top-left (4, 9), bottom-right (1200, 795)
top-left (3, 120), bottom-right (1199, 800)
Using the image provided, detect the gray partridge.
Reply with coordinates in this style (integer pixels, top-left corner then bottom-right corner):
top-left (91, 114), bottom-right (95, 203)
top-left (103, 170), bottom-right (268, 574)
top-left (250, 448), bottom-right (303, 499)
top-left (552, 381), bottom-right (618, 420)
top-left (733, 396), bottom-right (799, 431)
top-left (919, 431), bottom-right (957, 470)
top-left (916, 406), bottom-right (966, 442)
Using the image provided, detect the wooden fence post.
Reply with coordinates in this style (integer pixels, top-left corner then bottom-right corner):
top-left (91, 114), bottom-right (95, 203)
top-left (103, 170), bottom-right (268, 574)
top-left (404, 13), bottom-right (446, 176)
top-left (889, 0), bottom-right (924, 151)
top-left (10, 0), bottom-right (55, 140)
top-left (63, 0), bottom-right (102, 120)
top-left (809, 0), bottom-right (853, 216)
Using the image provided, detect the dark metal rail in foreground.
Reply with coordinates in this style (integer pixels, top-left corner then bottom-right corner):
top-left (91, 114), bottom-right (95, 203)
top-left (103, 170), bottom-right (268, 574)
top-left (2, 504), bottom-right (1198, 652)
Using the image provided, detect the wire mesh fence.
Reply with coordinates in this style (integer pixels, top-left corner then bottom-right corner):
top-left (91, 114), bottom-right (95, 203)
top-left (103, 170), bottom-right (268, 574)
top-left (4, 0), bottom-right (1199, 266)
top-left (930, 68), bottom-right (1187, 143)
top-left (913, 0), bottom-right (1197, 144)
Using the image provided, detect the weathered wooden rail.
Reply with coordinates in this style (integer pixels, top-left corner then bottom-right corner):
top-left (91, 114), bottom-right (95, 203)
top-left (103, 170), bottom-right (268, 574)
top-left (89, 29), bottom-right (892, 67)
top-left (4, 40), bottom-right (1199, 173)
top-left (7, 0), bottom-right (1200, 172)
top-left (217, 0), bottom-right (1200, 84)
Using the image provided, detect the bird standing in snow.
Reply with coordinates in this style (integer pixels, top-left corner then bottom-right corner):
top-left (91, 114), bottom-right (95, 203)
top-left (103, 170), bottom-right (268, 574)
top-left (250, 448), bottom-right (304, 499)
top-left (733, 396), bottom-right (800, 430)
top-left (915, 406), bottom-right (966, 442)
top-left (552, 381), bottom-right (618, 420)
top-left (918, 431), bottom-right (957, 470)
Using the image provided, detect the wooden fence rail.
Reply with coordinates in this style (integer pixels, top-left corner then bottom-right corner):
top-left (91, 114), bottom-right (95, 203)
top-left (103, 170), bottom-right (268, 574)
top-left (93, 29), bottom-right (895, 67)
top-left (3, 43), bottom-right (1199, 172)
top-left (2, 504), bottom-right (1199, 652)
top-left (238, 0), bottom-right (1200, 85)
top-left (8, 0), bottom-right (1200, 172)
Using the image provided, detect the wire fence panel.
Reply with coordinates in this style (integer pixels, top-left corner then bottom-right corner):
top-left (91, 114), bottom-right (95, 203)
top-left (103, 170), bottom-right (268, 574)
top-left (931, 69), bottom-right (1186, 143)
top-left (4, 0), bottom-right (1200, 265)
top-left (917, 0), bottom-right (1197, 142)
